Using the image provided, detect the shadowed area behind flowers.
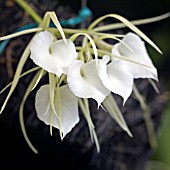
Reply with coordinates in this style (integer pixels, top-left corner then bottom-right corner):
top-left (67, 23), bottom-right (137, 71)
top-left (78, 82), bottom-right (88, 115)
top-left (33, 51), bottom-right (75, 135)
top-left (0, 0), bottom-right (169, 170)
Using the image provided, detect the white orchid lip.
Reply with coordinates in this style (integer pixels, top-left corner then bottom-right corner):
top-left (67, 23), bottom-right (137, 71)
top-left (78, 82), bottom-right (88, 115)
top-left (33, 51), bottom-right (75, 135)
top-left (98, 55), bottom-right (134, 104)
top-left (30, 31), bottom-right (78, 77)
top-left (35, 84), bottom-right (79, 138)
top-left (112, 32), bottom-right (158, 81)
top-left (67, 60), bottom-right (110, 107)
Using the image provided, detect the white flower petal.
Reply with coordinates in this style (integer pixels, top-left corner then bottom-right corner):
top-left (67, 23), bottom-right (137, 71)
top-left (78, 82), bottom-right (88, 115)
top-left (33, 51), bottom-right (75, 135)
top-left (35, 84), bottom-right (79, 138)
top-left (98, 55), bottom-right (134, 104)
top-left (30, 31), bottom-right (56, 74)
top-left (67, 60), bottom-right (110, 106)
top-left (30, 31), bottom-right (78, 77)
top-left (51, 39), bottom-right (78, 76)
top-left (112, 32), bottom-right (158, 81)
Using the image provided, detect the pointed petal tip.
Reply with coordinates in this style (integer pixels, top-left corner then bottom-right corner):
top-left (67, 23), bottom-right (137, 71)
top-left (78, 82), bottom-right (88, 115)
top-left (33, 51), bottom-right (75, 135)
top-left (35, 150), bottom-right (39, 154)
top-left (0, 105), bottom-right (5, 114)
top-left (127, 130), bottom-right (133, 138)
top-left (59, 129), bottom-right (64, 140)
top-left (123, 126), bottom-right (133, 137)
top-left (155, 46), bottom-right (163, 54)
top-left (123, 98), bottom-right (127, 106)
top-left (97, 147), bottom-right (100, 153)
top-left (159, 49), bottom-right (163, 55)
top-left (122, 95), bottom-right (130, 107)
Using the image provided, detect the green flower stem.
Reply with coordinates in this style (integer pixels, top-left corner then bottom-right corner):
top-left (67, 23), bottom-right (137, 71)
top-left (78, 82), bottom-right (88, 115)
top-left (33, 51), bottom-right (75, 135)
top-left (49, 28), bottom-right (124, 39)
top-left (14, 0), bottom-right (42, 24)
top-left (76, 37), bottom-right (112, 53)
top-left (93, 13), bottom-right (170, 32)
top-left (76, 46), bottom-right (108, 58)
top-left (77, 46), bottom-right (105, 57)
top-left (85, 47), bottom-right (153, 68)
top-left (63, 28), bottom-right (124, 37)
top-left (94, 39), bottom-right (112, 51)
top-left (133, 85), bottom-right (157, 149)
top-left (78, 50), bottom-right (85, 62)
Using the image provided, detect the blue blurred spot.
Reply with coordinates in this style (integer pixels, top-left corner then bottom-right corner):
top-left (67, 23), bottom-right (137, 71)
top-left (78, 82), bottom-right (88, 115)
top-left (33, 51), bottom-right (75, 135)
top-left (0, 7), bottom-right (92, 55)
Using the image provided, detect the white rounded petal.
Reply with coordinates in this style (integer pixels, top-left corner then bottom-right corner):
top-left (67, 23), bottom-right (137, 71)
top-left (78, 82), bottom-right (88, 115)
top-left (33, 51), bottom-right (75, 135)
top-left (35, 85), bottom-right (79, 138)
top-left (67, 60), bottom-right (110, 106)
top-left (112, 32), bottom-right (158, 81)
top-left (51, 39), bottom-right (78, 76)
top-left (98, 55), bottom-right (134, 104)
top-left (30, 31), bottom-right (56, 74)
top-left (30, 31), bottom-right (78, 77)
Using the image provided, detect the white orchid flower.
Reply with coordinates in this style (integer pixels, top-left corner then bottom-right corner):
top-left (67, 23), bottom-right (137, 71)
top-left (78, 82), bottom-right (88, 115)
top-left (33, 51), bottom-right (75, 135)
top-left (97, 32), bottom-right (158, 104)
top-left (111, 32), bottom-right (158, 81)
top-left (30, 31), bottom-right (78, 77)
top-left (98, 55), bottom-right (134, 104)
top-left (67, 60), bottom-right (110, 107)
top-left (35, 84), bottom-right (79, 138)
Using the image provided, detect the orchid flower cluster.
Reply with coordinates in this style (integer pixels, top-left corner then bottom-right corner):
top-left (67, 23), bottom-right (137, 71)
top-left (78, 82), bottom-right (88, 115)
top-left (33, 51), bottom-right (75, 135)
top-left (0, 11), bottom-right (167, 153)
